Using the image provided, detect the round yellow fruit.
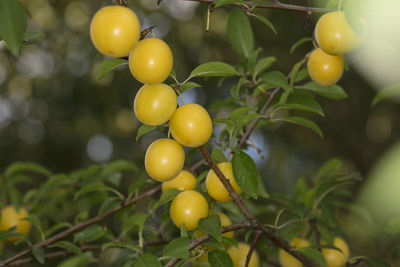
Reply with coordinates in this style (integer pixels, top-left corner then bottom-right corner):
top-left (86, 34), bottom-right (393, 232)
top-left (144, 138), bottom-right (185, 182)
top-left (134, 83), bottom-right (177, 126)
top-left (315, 11), bottom-right (359, 55)
top-left (206, 162), bottom-right (242, 202)
top-left (170, 190), bottom-right (209, 230)
top-left (129, 37), bottom-right (173, 84)
top-left (307, 48), bottom-right (344, 86)
top-left (169, 103), bottom-right (212, 148)
top-left (162, 170), bottom-right (196, 192)
top-left (227, 242), bottom-right (260, 267)
top-left (279, 237), bottom-right (311, 267)
top-left (90, 6), bottom-right (140, 57)
top-left (0, 206), bottom-right (31, 243)
top-left (322, 237), bottom-right (350, 267)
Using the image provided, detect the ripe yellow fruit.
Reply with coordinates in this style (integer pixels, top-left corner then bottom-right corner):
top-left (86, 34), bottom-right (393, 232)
top-left (227, 242), bottom-right (260, 267)
top-left (129, 37), bottom-right (173, 84)
top-left (134, 83), bottom-right (177, 126)
top-left (144, 138), bottom-right (185, 182)
top-left (90, 6), bottom-right (140, 57)
top-left (322, 237), bottom-right (350, 267)
top-left (279, 237), bottom-right (311, 267)
top-left (170, 190), bottom-right (209, 230)
top-left (307, 48), bottom-right (344, 86)
top-left (315, 11), bottom-right (359, 55)
top-left (169, 103), bottom-right (213, 148)
top-left (162, 170), bottom-right (196, 192)
top-left (206, 162), bottom-right (242, 202)
top-left (0, 206), bottom-right (31, 243)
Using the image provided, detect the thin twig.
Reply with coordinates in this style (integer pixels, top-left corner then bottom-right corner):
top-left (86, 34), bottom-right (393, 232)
top-left (245, 230), bottom-right (262, 267)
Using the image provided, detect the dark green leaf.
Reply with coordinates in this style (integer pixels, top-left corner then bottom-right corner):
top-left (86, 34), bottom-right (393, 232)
top-left (290, 37), bottom-right (313, 54)
top-left (22, 31), bottom-right (45, 46)
top-left (58, 252), bottom-right (94, 267)
top-left (49, 241), bottom-right (82, 255)
top-left (215, 0), bottom-right (244, 8)
top-left (151, 188), bottom-right (180, 212)
top-left (252, 56), bottom-right (276, 77)
top-left (102, 242), bottom-right (140, 252)
top-left (296, 82), bottom-right (348, 99)
top-left (261, 71), bottom-right (291, 92)
top-left (208, 250), bottom-right (234, 267)
top-left (132, 253), bottom-right (162, 267)
top-left (190, 62), bottom-right (239, 78)
top-left (371, 83), bottom-right (400, 107)
top-left (74, 182), bottom-right (122, 201)
top-left (163, 237), bottom-right (191, 259)
top-left (222, 237), bottom-right (238, 248)
top-left (232, 151), bottom-right (259, 199)
top-left (136, 124), bottom-right (157, 141)
top-left (278, 116), bottom-right (323, 138)
top-left (250, 13), bottom-right (277, 34)
top-left (23, 215), bottom-right (43, 239)
top-left (199, 214), bottom-right (222, 242)
top-left (290, 60), bottom-right (305, 88)
top-left (227, 9), bottom-right (254, 57)
top-left (384, 217), bottom-right (400, 234)
top-left (211, 148), bottom-right (227, 163)
top-left (44, 222), bottom-right (71, 238)
top-left (0, 0), bottom-right (27, 55)
top-left (97, 58), bottom-right (128, 80)
top-left (74, 225), bottom-right (104, 243)
top-left (32, 246), bottom-right (45, 264)
top-left (98, 197), bottom-right (121, 215)
top-left (5, 162), bottom-right (51, 177)
top-left (297, 247), bottom-right (326, 267)
top-left (0, 230), bottom-right (24, 242)
top-left (365, 257), bottom-right (391, 267)
top-left (180, 82), bottom-right (202, 93)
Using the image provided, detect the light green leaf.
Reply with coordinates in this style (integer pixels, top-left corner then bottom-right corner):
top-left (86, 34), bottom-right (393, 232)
top-left (163, 237), bottom-right (191, 259)
top-left (208, 250), bottom-right (234, 267)
top-left (180, 82), bottom-right (202, 93)
top-left (252, 56), bottom-right (276, 77)
top-left (261, 71), bottom-right (291, 92)
top-left (296, 82), bottom-right (348, 99)
top-left (151, 188), bottom-right (180, 212)
top-left (278, 116), bottom-right (323, 138)
top-left (5, 162), bottom-right (52, 177)
top-left (23, 215), bottom-right (43, 240)
top-left (290, 37), bottom-right (313, 54)
top-left (384, 217), bottom-right (400, 234)
top-left (215, 0), bottom-right (244, 8)
top-left (49, 241), bottom-right (82, 255)
top-left (102, 242), bottom-right (141, 252)
top-left (74, 225), bottom-right (105, 243)
top-left (101, 160), bottom-right (138, 177)
top-left (315, 158), bottom-right (342, 180)
top-left (290, 60), bottom-right (305, 88)
top-left (250, 13), bottom-right (277, 34)
top-left (58, 252), bottom-right (94, 267)
top-left (274, 91), bottom-right (324, 116)
top-left (232, 151), bottom-right (259, 199)
top-left (198, 214), bottom-right (222, 242)
top-left (190, 62), bottom-right (239, 78)
top-left (97, 58), bottom-right (128, 80)
top-left (74, 182), bottom-right (123, 201)
top-left (133, 253), bottom-right (162, 267)
top-left (298, 247), bottom-right (326, 267)
top-left (22, 31), bottom-right (45, 46)
top-left (211, 148), bottom-right (227, 163)
top-left (0, 0), bottom-right (27, 55)
top-left (136, 124), bottom-right (157, 141)
top-left (371, 83), bottom-right (400, 107)
top-left (227, 9), bottom-right (254, 57)
top-left (32, 246), bottom-right (45, 264)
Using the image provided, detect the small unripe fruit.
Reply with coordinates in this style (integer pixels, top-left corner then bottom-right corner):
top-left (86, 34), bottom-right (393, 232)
top-left (206, 162), bottom-right (242, 202)
top-left (307, 48), bottom-right (344, 86)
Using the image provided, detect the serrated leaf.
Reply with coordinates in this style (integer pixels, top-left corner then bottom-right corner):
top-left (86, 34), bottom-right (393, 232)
top-left (250, 13), bottom-right (277, 34)
top-left (227, 9), bottom-right (254, 57)
top-left (74, 225), bottom-right (104, 243)
top-left (163, 237), bottom-right (191, 259)
top-left (97, 58), bottom-right (128, 80)
top-left (132, 253), bottom-right (161, 267)
top-left (371, 83), bottom-right (400, 107)
top-left (290, 37), bottom-right (313, 54)
top-left (151, 188), bottom-right (180, 212)
top-left (5, 162), bottom-right (51, 177)
top-left (297, 247), bottom-right (326, 267)
top-left (58, 252), bottom-right (94, 267)
top-left (252, 56), bottom-right (276, 77)
top-left (136, 124), bottom-right (157, 141)
top-left (278, 116), bottom-right (323, 138)
top-left (211, 148), bottom-right (227, 163)
top-left (0, 0), bottom-right (27, 55)
top-left (49, 241), bottom-right (82, 255)
top-left (261, 71), bottom-right (291, 92)
top-left (180, 82), bottom-right (202, 93)
top-left (232, 151), bottom-right (259, 199)
top-left (296, 82), bottom-right (348, 99)
top-left (190, 62), bottom-right (239, 78)
top-left (208, 250), bottom-right (234, 267)
top-left (22, 31), bottom-right (45, 46)
top-left (32, 246), bottom-right (45, 264)
top-left (215, 0), bottom-right (244, 8)
top-left (199, 215), bottom-right (222, 242)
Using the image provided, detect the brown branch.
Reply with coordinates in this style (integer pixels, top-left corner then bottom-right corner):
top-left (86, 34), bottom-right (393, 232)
top-left (0, 185), bottom-right (162, 267)
top-left (184, 0), bottom-right (332, 14)
top-left (245, 230), bottom-right (262, 267)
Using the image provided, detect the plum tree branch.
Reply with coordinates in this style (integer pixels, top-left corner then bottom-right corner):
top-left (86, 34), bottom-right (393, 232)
top-left (245, 230), bottom-right (262, 267)
top-left (0, 185), bottom-right (162, 267)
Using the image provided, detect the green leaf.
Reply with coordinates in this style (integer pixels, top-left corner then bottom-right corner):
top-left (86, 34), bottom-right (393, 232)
top-left (208, 250), bottom-right (234, 267)
top-left (211, 148), bottom-right (227, 163)
top-left (250, 13), bottom-right (277, 34)
top-left (371, 83), bottom-right (400, 107)
top-left (261, 71), bottom-right (291, 92)
top-left (296, 82), bottom-right (348, 99)
top-left (32, 246), bottom-right (45, 264)
top-left (97, 58), bottom-right (128, 80)
top-left (102, 242), bottom-right (141, 252)
top-left (252, 56), bottom-right (276, 77)
top-left (297, 247), bottom-right (326, 267)
top-left (132, 253), bottom-right (162, 267)
top-left (101, 160), bottom-right (138, 177)
top-left (290, 37), bottom-right (313, 54)
top-left (98, 197), bottom-right (121, 215)
top-left (190, 62), bottom-right (239, 78)
top-left (180, 82), bottom-right (202, 93)
top-left (215, 0), bottom-right (244, 8)
top-left (58, 252), bottom-right (94, 267)
top-left (315, 158), bottom-right (342, 180)
top-left (163, 237), bottom-right (191, 259)
top-left (274, 91), bottom-right (324, 116)
top-left (49, 241), bottom-right (82, 255)
top-left (74, 225), bottom-right (105, 243)
top-left (365, 257), bottom-right (392, 267)
top-left (199, 214), bottom-right (222, 242)
top-left (227, 9), bottom-right (254, 57)
top-left (22, 31), bottom-right (45, 46)
top-left (384, 217), bottom-right (400, 234)
top-left (74, 182), bottom-right (123, 201)
top-left (290, 60), bottom-right (305, 88)
top-left (232, 151), bottom-right (259, 199)
top-left (151, 188), bottom-right (180, 212)
top-left (278, 116), bottom-right (323, 138)
top-left (136, 124), bottom-right (157, 141)
top-left (45, 222), bottom-right (71, 238)
top-left (24, 215), bottom-right (43, 240)
top-left (5, 162), bottom-right (52, 177)
top-left (0, 0), bottom-right (27, 55)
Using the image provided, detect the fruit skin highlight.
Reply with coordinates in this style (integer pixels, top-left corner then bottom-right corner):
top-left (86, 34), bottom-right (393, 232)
top-left (227, 242), bottom-right (260, 267)
top-left (144, 138), bottom-right (185, 182)
top-left (129, 37), bottom-right (173, 84)
top-left (169, 103), bottom-right (213, 148)
top-left (315, 11), bottom-right (359, 55)
top-left (170, 190), bottom-right (209, 230)
top-left (162, 170), bottom-right (196, 192)
top-left (322, 237), bottom-right (350, 267)
top-left (134, 83), bottom-right (177, 126)
top-left (206, 162), bottom-right (242, 202)
top-left (279, 237), bottom-right (311, 267)
top-left (90, 6), bottom-right (140, 58)
top-left (0, 205), bottom-right (32, 243)
top-left (307, 48), bottom-right (344, 86)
